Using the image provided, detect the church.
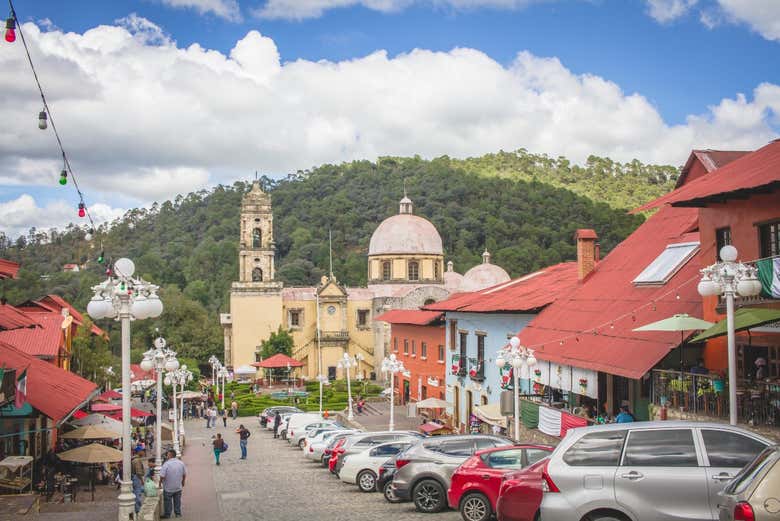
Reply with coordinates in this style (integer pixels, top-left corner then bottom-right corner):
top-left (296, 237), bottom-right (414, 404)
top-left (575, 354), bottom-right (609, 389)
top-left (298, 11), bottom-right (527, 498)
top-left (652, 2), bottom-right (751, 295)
top-left (220, 181), bottom-right (511, 381)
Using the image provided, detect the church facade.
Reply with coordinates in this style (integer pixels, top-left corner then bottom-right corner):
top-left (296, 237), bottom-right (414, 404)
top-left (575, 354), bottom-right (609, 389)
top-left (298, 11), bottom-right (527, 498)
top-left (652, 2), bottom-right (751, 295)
top-left (220, 181), bottom-right (510, 381)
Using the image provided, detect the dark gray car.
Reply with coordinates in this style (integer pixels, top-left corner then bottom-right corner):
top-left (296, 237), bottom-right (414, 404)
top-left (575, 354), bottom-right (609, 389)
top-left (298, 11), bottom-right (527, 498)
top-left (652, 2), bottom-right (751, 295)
top-left (391, 434), bottom-right (513, 513)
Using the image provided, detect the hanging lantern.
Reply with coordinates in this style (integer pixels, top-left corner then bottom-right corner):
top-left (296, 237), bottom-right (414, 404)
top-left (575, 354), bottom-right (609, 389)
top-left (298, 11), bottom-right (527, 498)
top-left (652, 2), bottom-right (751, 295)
top-left (38, 110), bottom-right (47, 130)
top-left (78, 202), bottom-right (86, 218)
top-left (59, 169), bottom-right (67, 185)
top-left (4, 16), bottom-right (15, 43)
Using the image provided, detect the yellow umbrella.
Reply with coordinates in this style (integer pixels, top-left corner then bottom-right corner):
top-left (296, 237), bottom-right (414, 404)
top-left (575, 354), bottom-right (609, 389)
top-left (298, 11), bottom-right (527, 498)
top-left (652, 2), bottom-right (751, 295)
top-left (60, 425), bottom-right (118, 440)
top-left (57, 443), bottom-right (122, 464)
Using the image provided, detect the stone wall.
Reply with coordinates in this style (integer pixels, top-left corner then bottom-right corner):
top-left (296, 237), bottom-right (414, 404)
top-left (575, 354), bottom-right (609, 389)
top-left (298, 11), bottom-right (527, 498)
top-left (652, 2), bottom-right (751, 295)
top-left (138, 494), bottom-right (161, 521)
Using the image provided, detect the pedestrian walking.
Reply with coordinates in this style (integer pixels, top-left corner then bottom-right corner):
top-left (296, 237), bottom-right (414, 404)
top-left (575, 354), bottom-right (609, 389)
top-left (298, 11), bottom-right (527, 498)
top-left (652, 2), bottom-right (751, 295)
top-left (273, 411), bottom-right (281, 439)
top-left (212, 433), bottom-right (227, 465)
top-left (210, 406), bottom-right (218, 428)
top-left (131, 447), bottom-right (146, 515)
top-left (204, 407), bottom-right (211, 428)
top-left (236, 424), bottom-right (250, 460)
top-left (231, 400), bottom-right (238, 420)
top-left (159, 449), bottom-right (186, 519)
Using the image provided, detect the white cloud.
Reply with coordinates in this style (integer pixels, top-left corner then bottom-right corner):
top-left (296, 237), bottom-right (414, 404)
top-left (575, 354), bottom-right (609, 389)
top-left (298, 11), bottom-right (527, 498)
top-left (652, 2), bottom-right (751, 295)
top-left (159, 0), bottom-right (242, 22)
top-left (645, 0), bottom-right (698, 23)
top-left (0, 194), bottom-right (125, 239)
top-left (716, 0), bottom-right (780, 41)
top-left (0, 17), bottom-right (778, 239)
top-left (251, 0), bottom-right (545, 20)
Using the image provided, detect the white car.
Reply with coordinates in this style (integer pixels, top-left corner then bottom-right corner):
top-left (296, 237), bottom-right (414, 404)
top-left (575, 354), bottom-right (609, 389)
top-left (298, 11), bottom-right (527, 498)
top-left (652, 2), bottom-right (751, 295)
top-left (285, 413), bottom-right (323, 441)
top-left (304, 429), bottom-right (359, 460)
top-left (340, 440), bottom-right (414, 492)
top-left (291, 421), bottom-right (342, 449)
top-left (268, 412), bottom-right (294, 433)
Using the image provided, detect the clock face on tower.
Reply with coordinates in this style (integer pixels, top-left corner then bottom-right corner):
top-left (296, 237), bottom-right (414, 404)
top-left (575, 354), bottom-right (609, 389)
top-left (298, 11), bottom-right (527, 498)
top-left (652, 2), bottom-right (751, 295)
top-left (327, 305), bottom-right (336, 315)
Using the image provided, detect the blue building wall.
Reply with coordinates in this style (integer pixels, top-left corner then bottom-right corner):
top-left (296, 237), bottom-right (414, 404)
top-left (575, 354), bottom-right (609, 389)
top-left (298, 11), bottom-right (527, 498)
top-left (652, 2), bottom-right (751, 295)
top-left (443, 311), bottom-right (536, 429)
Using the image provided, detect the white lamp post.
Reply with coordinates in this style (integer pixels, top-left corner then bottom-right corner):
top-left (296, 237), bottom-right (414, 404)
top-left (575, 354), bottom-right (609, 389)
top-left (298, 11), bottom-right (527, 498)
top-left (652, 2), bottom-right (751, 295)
top-left (218, 366), bottom-right (229, 410)
top-left (87, 258), bottom-right (163, 521)
top-left (316, 374), bottom-right (328, 416)
top-left (698, 245), bottom-right (762, 426)
top-left (337, 353), bottom-right (357, 421)
top-left (381, 354), bottom-right (405, 431)
top-left (495, 336), bottom-right (537, 442)
top-left (208, 356), bottom-right (219, 387)
top-left (163, 372), bottom-right (179, 457)
top-left (139, 335), bottom-right (178, 480)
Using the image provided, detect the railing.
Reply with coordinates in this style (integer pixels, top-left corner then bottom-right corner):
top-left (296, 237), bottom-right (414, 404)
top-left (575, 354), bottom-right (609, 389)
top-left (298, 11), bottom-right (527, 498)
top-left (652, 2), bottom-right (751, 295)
top-left (651, 369), bottom-right (780, 427)
top-left (319, 330), bottom-right (349, 341)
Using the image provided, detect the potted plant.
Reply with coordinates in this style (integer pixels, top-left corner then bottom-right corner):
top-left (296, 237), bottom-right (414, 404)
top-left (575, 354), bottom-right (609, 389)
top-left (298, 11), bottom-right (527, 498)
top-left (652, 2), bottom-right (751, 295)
top-left (578, 377), bottom-right (588, 393)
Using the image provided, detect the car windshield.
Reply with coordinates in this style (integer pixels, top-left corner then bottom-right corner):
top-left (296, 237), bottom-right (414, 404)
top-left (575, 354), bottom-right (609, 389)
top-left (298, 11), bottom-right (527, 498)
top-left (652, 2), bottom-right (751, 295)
top-left (725, 447), bottom-right (777, 495)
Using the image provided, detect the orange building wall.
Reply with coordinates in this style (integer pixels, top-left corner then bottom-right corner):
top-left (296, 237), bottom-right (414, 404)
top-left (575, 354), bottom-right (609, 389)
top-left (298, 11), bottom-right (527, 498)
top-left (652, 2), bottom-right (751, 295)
top-left (698, 193), bottom-right (780, 371)
top-left (389, 322), bottom-right (446, 404)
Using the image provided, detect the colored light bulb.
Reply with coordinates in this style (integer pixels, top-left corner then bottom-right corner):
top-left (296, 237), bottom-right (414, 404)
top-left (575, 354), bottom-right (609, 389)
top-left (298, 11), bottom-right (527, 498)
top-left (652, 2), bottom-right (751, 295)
top-left (38, 110), bottom-right (47, 130)
top-left (98, 252), bottom-right (105, 264)
top-left (4, 17), bottom-right (14, 43)
top-left (78, 203), bottom-right (86, 218)
top-left (59, 169), bottom-right (67, 185)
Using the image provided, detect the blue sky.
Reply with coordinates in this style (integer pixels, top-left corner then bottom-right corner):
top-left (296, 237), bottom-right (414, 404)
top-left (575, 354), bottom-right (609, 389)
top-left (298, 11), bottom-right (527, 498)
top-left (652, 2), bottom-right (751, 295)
top-left (1, 0), bottom-right (779, 237)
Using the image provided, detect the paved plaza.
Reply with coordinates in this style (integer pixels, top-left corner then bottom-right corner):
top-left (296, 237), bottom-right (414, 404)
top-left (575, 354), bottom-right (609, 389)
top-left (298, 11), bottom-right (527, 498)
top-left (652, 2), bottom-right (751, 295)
top-left (181, 413), bottom-right (461, 521)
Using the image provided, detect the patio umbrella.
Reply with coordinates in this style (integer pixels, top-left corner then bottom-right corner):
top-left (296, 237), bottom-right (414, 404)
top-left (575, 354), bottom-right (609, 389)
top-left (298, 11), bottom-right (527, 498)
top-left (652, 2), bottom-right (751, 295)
top-left (634, 313), bottom-right (714, 371)
top-left (59, 425), bottom-right (118, 440)
top-left (57, 443), bottom-right (123, 501)
top-left (415, 397), bottom-right (453, 409)
top-left (691, 307), bottom-right (780, 343)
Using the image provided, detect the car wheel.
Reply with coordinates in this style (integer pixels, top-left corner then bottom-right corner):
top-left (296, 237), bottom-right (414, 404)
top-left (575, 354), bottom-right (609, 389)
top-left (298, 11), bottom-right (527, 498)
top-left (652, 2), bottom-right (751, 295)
top-left (585, 511), bottom-right (630, 521)
top-left (298, 439), bottom-right (306, 450)
top-left (413, 479), bottom-right (446, 513)
top-left (460, 492), bottom-right (491, 521)
top-left (357, 470), bottom-right (377, 492)
top-left (383, 481), bottom-right (403, 504)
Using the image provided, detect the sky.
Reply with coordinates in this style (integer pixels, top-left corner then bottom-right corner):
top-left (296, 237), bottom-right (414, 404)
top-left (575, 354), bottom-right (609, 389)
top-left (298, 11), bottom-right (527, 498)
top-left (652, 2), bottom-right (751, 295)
top-left (0, 0), bottom-right (779, 238)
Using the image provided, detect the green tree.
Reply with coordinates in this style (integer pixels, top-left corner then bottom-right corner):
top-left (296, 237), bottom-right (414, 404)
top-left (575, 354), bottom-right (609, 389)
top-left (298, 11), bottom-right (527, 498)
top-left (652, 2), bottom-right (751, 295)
top-left (70, 317), bottom-right (118, 387)
top-left (260, 327), bottom-right (294, 359)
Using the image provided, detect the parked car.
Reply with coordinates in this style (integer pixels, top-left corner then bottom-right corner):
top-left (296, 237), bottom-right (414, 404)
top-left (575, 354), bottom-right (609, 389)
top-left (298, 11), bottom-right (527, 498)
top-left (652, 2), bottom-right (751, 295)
top-left (392, 434), bottom-right (514, 513)
top-left (305, 429), bottom-right (360, 461)
top-left (448, 444), bottom-right (554, 521)
top-left (282, 412), bottom-right (321, 440)
top-left (332, 431), bottom-right (425, 476)
top-left (377, 452), bottom-right (405, 503)
top-left (539, 421), bottom-right (771, 521)
top-left (495, 457), bottom-right (552, 521)
top-left (340, 440), bottom-right (415, 492)
top-left (291, 420), bottom-right (341, 449)
top-left (319, 431), bottom-right (360, 466)
top-left (717, 444), bottom-right (780, 521)
top-left (259, 406), bottom-right (301, 427)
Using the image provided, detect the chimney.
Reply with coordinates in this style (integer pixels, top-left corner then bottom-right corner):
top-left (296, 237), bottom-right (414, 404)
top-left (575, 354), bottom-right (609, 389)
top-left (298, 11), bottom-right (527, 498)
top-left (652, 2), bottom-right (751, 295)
top-left (575, 229), bottom-right (598, 281)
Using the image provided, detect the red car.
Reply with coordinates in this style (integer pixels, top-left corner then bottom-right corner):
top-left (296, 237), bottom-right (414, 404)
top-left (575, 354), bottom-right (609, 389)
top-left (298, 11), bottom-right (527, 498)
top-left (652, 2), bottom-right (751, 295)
top-left (448, 444), bottom-right (553, 521)
top-left (496, 457), bottom-right (554, 521)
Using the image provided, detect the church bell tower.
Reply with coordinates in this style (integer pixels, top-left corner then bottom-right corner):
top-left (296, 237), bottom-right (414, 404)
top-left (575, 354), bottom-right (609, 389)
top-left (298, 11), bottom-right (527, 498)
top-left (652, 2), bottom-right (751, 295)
top-left (239, 181), bottom-right (275, 282)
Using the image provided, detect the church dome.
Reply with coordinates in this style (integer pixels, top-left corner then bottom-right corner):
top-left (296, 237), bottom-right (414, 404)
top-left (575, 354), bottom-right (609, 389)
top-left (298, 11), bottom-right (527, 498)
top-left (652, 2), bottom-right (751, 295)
top-left (443, 261), bottom-right (464, 292)
top-left (461, 250), bottom-right (510, 292)
top-left (368, 196), bottom-right (443, 256)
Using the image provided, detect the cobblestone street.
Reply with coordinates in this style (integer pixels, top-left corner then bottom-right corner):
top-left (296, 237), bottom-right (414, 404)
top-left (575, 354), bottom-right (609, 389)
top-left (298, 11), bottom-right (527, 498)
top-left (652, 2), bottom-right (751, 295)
top-left (181, 415), bottom-right (461, 521)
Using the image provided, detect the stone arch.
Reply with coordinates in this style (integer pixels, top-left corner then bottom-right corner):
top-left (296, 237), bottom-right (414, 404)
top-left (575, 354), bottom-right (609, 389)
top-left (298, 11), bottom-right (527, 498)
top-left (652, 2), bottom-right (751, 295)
top-left (252, 267), bottom-right (263, 281)
top-left (253, 228), bottom-right (262, 248)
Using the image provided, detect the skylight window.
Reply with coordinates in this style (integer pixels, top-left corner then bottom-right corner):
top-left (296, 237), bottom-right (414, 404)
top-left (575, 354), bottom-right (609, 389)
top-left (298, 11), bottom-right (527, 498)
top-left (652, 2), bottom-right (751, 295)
top-left (633, 241), bottom-right (699, 285)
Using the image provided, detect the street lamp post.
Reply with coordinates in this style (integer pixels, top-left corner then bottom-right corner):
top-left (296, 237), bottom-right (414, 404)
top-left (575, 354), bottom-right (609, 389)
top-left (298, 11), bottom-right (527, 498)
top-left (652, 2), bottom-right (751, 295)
top-left (316, 374), bottom-right (328, 416)
top-left (218, 366), bottom-right (229, 410)
top-left (165, 366), bottom-right (192, 457)
top-left (87, 258), bottom-right (163, 521)
top-left (381, 354), bottom-right (405, 431)
top-left (140, 335), bottom-right (178, 480)
top-left (698, 245), bottom-right (762, 426)
top-left (164, 372), bottom-right (180, 456)
top-left (337, 353), bottom-right (357, 421)
top-left (495, 336), bottom-right (537, 442)
top-left (208, 356), bottom-right (219, 387)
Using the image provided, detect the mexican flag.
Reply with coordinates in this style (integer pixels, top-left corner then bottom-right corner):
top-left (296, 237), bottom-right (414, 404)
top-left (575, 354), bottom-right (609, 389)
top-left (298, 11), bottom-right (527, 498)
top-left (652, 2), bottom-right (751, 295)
top-left (757, 257), bottom-right (780, 298)
top-left (15, 368), bottom-right (27, 409)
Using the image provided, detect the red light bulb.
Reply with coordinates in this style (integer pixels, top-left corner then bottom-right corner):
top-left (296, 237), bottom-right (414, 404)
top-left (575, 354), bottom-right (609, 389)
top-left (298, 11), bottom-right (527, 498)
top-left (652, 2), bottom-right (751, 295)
top-left (78, 203), bottom-right (86, 218)
top-left (4, 17), bottom-right (15, 43)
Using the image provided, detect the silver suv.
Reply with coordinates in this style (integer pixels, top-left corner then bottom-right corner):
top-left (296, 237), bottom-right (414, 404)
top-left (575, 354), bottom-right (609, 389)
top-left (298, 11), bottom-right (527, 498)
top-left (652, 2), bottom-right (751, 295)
top-left (334, 430), bottom-right (425, 475)
top-left (540, 421), bottom-right (771, 521)
top-left (391, 434), bottom-right (513, 513)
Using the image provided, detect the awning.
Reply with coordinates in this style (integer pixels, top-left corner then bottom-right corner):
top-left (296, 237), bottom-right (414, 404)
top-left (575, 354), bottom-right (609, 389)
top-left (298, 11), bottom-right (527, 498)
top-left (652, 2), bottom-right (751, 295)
top-left (473, 403), bottom-right (506, 428)
top-left (252, 353), bottom-right (304, 368)
top-left (691, 307), bottom-right (780, 342)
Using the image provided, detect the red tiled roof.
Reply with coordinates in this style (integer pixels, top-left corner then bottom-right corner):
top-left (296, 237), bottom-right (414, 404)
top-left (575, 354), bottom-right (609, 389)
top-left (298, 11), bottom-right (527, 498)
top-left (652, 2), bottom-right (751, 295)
top-left (519, 206), bottom-right (703, 379)
top-left (0, 303), bottom-right (40, 330)
top-left (637, 141), bottom-right (780, 211)
top-left (0, 312), bottom-right (64, 358)
top-left (0, 259), bottom-right (20, 279)
top-left (18, 295), bottom-right (106, 338)
top-left (0, 342), bottom-right (98, 424)
top-left (425, 262), bottom-right (578, 314)
top-left (252, 353), bottom-right (304, 368)
top-left (375, 310), bottom-right (444, 325)
top-left (674, 149), bottom-right (750, 189)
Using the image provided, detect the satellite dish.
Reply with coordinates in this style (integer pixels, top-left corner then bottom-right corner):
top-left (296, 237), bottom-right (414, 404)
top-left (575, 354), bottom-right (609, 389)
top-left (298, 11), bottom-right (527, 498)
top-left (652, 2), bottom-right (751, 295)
top-left (61, 315), bottom-right (74, 329)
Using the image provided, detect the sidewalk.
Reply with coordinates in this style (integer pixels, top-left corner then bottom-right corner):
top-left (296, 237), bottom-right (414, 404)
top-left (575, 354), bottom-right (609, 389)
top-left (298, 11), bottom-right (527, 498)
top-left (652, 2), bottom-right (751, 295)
top-left (178, 418), bottom-right (221, 521)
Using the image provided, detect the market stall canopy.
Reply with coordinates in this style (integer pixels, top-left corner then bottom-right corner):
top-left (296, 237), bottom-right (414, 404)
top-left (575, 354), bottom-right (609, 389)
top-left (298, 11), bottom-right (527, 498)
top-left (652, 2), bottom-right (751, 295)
top-left (415, 397), bottom-right (453, 409)
top-left (57, 443), bottom-right (122, 464)
top-left (96, 390), bottom-right (122, 401)
top-left (473, 403), bottom-right (507, 428)
top-left (252, 354), bottom-right (304, 368)
top-left (106, 408), bottom-right (153, 420)
top-left (691, 307), bottom-right (780, 342)
top-left (90, 403), bottom-right (122, 412)
top-left (60, 425), bottom-right (118, 440)
top-left (70, 413), bottom-right (122, 434)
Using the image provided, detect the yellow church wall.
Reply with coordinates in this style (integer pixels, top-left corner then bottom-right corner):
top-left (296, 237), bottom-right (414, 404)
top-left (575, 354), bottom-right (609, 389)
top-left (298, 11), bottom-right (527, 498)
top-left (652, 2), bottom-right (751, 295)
top-left (368, 254), bottom-right (444, 284)
top-left (229, 292), bottom-right (283, 370)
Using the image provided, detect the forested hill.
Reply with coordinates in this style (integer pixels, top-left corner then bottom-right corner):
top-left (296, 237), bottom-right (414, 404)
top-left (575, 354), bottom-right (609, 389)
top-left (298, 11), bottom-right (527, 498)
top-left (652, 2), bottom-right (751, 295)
top-left (0, 151), bottom-right (676, 362)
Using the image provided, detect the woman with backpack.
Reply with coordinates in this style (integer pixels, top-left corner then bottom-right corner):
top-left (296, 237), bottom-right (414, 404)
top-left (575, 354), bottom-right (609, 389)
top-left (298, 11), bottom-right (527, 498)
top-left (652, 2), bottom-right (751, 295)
top-left (212, 433), bottom-right (227, 465)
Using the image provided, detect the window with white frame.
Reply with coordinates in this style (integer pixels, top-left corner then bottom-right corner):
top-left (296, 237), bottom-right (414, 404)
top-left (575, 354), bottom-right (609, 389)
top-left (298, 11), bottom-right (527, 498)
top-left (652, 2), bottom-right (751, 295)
top-left (633, 242), bottom-right (699, 285)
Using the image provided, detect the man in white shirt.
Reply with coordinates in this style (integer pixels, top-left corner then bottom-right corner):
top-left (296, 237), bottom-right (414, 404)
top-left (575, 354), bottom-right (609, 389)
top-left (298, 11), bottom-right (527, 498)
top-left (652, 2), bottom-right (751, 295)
top-left (159, 449), bottom-right (186, 519)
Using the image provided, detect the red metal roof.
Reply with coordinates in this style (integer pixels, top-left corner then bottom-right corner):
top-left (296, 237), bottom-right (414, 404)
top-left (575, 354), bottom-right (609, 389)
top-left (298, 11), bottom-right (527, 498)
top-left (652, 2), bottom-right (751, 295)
top-left (637, 141), bottom-right (780, 211)
top-left (130, 364), bottom-right (156, 382)
top-left (97, 390), bottom-right (122, 400)
top-left (252, 353), bottom-right (304, 368)
top-left (425, 262), bottom-right (579, 313)
top-left (90, 402), bottom-right (122, 412)
top-left (0, 312), bottom-right (64, 359)
top-left (0, 342), bottom-right (98, 424)
top-left (0, 303), bottom-right (40, 330)
top-left (674, 149), bottom-right (750, 188)
top-left (18, 295), bottom-right (106, 338)
top-left (0, 259), bottom-right (20, 279)
top-left (375, 310), bottom-right (444, 325)
top-left (519, 206), bottom-right (703, 379)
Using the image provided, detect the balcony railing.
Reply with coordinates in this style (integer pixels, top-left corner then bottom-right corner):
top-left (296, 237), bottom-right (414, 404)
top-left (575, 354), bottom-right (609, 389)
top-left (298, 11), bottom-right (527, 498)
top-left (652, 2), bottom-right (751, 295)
top-left (652, 369), bottom-right (780, 427)
top-left (319, 330), bottom-right (349, 342)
